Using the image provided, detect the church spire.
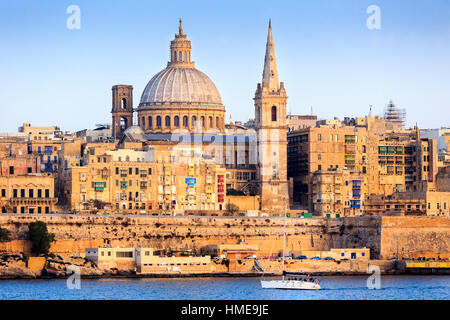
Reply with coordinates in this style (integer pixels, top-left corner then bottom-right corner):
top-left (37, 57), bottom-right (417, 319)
top-left (262, 19), bottom-right (279, 91)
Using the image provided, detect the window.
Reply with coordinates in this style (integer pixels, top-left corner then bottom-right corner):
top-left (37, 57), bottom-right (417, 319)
top-left (209, 116), bottom-right (213, 128)
top-left (174, 116), bottom-right (179, 127)
top-left (121, 98), bottom-right (127, 109)
top-left (29, 189), bottom-right (34, 198)
top-left (216, 117), bottom-right (219, 128)
top-left (183, 116), bottom-right (188, 127)
top-left (192, 116), bottom-right (197, 127)
top-left (9, 166), bottom-right (14, 175)
top-left (148, 116), bottom-right (153, 128)
top-left (271, 106), bottom-right (277, 121)
top-left (156, 116), bottom-right (161, 128)
top-left (165, 116), bottom-right (171, 127)
top-left (20, 189), bottom-right (25, 198)
top-left (116, 251), bottom-right (133, 258)
top-left (45, 189), bottom-right (50, 198)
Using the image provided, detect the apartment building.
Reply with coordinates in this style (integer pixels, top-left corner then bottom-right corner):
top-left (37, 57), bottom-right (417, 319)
top-left (287, 118), bottom-right (438, 214)
top-left (0, 175), bottom-right (57, 213)
top-left (67, 147), bottom-right (227, 214)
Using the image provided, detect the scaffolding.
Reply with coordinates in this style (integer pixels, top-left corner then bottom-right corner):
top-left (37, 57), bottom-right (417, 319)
top-left (384, 100), bottom-right (406, 129)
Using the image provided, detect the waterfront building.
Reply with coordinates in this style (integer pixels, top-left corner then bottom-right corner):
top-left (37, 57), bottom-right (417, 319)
top-left (85, 247), bottom-right (211, 274)
top-left (299, 248), bottom-right (370, 261)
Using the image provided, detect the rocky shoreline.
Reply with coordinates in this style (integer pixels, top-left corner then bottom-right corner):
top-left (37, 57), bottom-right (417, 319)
top-left (0, 253), bottom-right (408, 280)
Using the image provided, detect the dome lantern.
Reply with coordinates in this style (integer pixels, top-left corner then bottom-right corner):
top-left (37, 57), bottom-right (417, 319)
top-left (168, 18), bottom-right (194, 68)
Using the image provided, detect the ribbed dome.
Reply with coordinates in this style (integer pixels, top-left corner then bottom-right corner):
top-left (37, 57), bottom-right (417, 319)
top-left (139, 66), bottom-right (223, 108)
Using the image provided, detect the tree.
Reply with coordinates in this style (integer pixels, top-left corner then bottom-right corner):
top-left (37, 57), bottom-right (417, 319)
top-left (28, 221), bottom-right (55, 256)
top-left (226, 203), bottom-right (240, 216)
top-left (0, 227), bottom-right (11, 242)
top-left (226, 189), bottom-right (245, 196)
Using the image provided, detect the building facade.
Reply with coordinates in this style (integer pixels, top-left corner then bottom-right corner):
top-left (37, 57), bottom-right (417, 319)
top-left (0, 175), bottom-right (57, 214)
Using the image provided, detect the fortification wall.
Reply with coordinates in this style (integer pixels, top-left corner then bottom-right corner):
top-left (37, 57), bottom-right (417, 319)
top-left (380, 216), bottom-right (450, 260)
top-left (0, 215), bottom-right (448, 260)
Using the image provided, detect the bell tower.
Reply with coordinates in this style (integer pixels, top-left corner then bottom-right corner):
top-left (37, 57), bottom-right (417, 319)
top-left (111, 84), bottom-right (133, 139)
top-left (254, 20), bottom-right (288, 212)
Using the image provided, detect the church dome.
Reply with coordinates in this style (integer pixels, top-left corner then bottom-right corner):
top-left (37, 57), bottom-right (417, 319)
top-left (136, 19), bottom-right (226, 134)
top-left (139, 66), bottom-right (223, 108)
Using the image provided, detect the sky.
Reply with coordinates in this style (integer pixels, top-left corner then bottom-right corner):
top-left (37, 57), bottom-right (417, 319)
top-left (0, 0), bottom-right (449, 132)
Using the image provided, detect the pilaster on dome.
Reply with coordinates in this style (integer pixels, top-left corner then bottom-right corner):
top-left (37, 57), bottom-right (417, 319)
top-left (168, 18), bottom-right (194, 68)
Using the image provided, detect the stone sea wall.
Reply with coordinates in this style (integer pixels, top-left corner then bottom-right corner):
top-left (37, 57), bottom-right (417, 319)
top-left (0, 215), bottom-right (448, 260)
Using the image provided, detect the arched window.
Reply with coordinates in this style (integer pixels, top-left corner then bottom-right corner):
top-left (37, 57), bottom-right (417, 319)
top-left (141, 117), bottom-right (145, 128)
top-left (192, 116), bottom-right (197, 127)
top-left (174, 116), bottom-right (180, 127)
top-left (156, 116), bottom-right (161, 128)
top-left (184, 51), bottom-right (187, 62)
top-left (179, 51), bottom-right (182, 62)
top-left (209, 116), bottom-right (213, 128)
top-left (174, 51), bottom-right (177, 62)
top-left (121, 98), bottom-right (127, 109)
top-left (183, 116), bottom-right (188, 127)
top-left (165, 116), bottom-right (171, 127)
top-left (271, 106), bottom-right (277, 121)
top-left (120, 117), bottom-right (127, 131)
top-left (216, 117), bottom-right (219, 128)
top-left (148, 116), bottom-right (153, 128)
top-left (201, 116), bottom-right (205, 128)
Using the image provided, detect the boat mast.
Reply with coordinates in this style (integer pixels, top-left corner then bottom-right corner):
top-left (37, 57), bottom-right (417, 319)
top-left (282, 203), bottom-right (286, 280)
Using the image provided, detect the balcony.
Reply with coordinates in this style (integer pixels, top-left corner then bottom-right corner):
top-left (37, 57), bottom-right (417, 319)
top-left (9, 197), bottom-right (57, 204)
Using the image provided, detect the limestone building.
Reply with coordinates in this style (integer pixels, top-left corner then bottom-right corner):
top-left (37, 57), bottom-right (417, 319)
top-left (0, 175), bottom-right (57, 214)
top-left (288, 114), bottom-right (439, 215)
top-left (107, 20), bottom-right (289, 213)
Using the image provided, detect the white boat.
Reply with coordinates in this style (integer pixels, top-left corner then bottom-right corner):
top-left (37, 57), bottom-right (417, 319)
top-left (260, 205), bottom-right (321, 290)
top-left (261, 277), bottom-right (321, 290)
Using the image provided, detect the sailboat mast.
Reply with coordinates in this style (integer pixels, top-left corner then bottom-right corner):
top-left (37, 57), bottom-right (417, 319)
top-left (282, 204), bottom-right (287, 279)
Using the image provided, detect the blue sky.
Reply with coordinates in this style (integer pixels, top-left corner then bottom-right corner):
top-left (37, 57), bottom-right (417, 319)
top-left (0, 0), bottom-right (449, 132)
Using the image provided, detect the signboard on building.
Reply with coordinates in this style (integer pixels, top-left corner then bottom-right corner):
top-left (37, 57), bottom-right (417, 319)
top-left (185, 178), bottom-right (196, 186)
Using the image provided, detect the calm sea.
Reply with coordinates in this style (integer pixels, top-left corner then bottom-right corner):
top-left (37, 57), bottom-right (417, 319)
top-left (0, 276), bottom-right (449, 300)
